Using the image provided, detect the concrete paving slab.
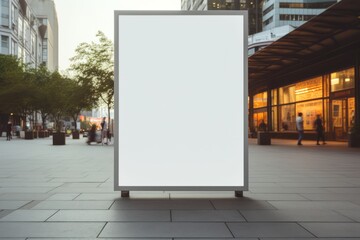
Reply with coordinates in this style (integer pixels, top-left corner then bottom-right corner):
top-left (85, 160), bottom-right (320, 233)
top-left (74, 193), bottom-right (121, 200)
top-left (336, 209), bottom-right (360, 222)
top-left (172, 210), bottom-right (246, 222)
top-left (46, 193), bottom-right (80, 200)
top-left (300, 193), bottom-right (360, 201)
top-left (99, 222), bottom-right (233, 238)
top-left (300, 223), bottom-right (360, 237)
top-left (244, 193), bottom-right (307, 200)
top-left (240, 209), bottom-right (353, 222)
top-left (0, 210), bottom-right (57, 221)
top-left (0, 222), bottom-right (105, 238)
top-left (268, 201), bottom-right (360, 210)
top-left (0, 201), bottom-right (30, 209)
top-left (211, 199), bottom-right (276, 210)
top-left (47, 210), bottom-right (170, 221)
top-left (110, 199), bottom-right (214, 210)
top-left (31, 200), bottom-right (114, 210)
top-left (227, 222), bottom-right (314, 238)
top-left (0, 193), bottom-right (54, 201)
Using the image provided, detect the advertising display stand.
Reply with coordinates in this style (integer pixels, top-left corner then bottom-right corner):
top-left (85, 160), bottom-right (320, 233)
top-left (115, 11), bottom-right (248, 197)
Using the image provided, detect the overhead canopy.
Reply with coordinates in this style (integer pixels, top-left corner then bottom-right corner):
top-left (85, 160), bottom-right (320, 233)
top-left (249, 0), bottom-right (360, 93)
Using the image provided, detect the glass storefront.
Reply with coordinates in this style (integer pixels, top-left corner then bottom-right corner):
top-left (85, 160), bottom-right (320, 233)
top-left (253, 91), bottom-right (268, 131)
top-left (251, 67), bottom-right (356, 140)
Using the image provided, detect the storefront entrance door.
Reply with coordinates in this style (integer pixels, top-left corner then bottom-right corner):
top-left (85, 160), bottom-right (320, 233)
top-left (332, 98), bottom-right (355, 140)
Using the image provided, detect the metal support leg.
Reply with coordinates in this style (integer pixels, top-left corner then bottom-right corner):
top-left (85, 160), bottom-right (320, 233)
top-left (121, 191), bottom-right (129, 198)
top-left (235, 191), bottom-right (243, 198)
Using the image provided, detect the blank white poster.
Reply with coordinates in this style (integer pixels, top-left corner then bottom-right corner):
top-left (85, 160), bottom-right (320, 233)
top-left (116, 13), bottom-right (247, 189)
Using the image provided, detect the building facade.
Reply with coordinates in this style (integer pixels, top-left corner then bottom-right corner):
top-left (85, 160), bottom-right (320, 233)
top-left (181, 0), bottom-right (263, 34)
top-left (27, 0), bottom-right (58, 71)
top-left (249, 0), bottom-right (360, 141)
top-left (262, 0), bottom-right (338, 31)
top-left (0, 0), bottom-right (57, 70)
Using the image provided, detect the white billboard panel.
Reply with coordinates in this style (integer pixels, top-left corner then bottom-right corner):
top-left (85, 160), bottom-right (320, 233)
top-left (115, 11), bottom-right (248, 191)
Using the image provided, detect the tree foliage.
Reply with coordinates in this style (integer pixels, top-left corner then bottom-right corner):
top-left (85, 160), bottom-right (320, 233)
top-left (0, 54), bottom-right (97, 131)
top-left (70, 31), bottom-right (114, 124)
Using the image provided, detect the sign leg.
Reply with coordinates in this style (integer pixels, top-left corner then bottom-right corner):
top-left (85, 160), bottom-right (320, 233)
top-left (121, 191), bottom-right (130, 198)
top-left (235, 191), bottom-right (243, 198)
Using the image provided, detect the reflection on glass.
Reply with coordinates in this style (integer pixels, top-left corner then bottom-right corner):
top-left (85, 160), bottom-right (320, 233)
top-left (253, 91), bottom-right (267, 108)
top-left (280, 104), bottom-right (295, 131)
top-left (296, 100), bottom-right (323, 130)
top-left (330, 68), bottom-right (355, 92)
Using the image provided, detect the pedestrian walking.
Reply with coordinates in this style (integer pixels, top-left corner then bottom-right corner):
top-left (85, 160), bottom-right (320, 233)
top-left (6, 121), bottom-right (12, 141)
top-left (314, 114), bottom-right (326, 145)
top-left (101, 117), bottom-right (108, 144)
top-left (296, 112), bottom-right (304, 145)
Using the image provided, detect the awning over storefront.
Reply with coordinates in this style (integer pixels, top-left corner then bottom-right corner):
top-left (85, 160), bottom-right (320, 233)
top-left (249, 0), bottom-right (360, 94)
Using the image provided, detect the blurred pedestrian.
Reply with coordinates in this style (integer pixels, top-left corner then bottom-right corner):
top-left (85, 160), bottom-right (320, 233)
top-left (259, 120), bottom-right (267, 132)
top-left (296, 112), bottom-right (304, 145)
top-left (6, 121), bottom-right (12, 141)
top-left (101, 117), bottom-right (108, 144)
top-left (314, 114), bottom-right (326, 145)
top-left (107, 129), bottom-right (111, 143)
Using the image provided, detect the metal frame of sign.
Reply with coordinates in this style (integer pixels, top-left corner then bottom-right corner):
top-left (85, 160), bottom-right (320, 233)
top-left (114, 10), bottom-right (248, 192)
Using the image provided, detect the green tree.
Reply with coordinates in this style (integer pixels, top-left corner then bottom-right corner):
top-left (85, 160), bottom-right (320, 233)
top-left (47, 72), bottom-right (69, 132)
top-left (64, 78), bottom-right (94, 131)
top-left (0, 54), bottom-right (25, 115)
top-left (28, 65), bottom-right (53, 129)
top-left (70, 31), bottom-right (114, 126)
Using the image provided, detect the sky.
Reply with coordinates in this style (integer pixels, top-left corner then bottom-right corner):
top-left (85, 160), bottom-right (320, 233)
top-left (53, 0), bottom-right (180, 72)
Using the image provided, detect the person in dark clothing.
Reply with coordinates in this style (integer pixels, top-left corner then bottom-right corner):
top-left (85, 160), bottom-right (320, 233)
top-left (258, 120), bottom-right (267, 132)
top-left (314, 114), bottom-right (326, 145)
top-left (6, 121), bottom-right (12, 141)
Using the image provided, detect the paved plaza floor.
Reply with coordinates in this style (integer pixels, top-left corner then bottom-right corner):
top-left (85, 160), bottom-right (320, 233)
top-left (0, 136), bottom-right (360, 239)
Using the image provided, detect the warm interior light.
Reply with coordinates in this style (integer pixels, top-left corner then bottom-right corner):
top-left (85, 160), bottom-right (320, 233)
top-left (345, 78), bottom-right (351, 82)
top-left (331, 78), bottom-right (339, 85)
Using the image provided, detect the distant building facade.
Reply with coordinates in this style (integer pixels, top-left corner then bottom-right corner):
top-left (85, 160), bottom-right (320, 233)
top-left (0, 0), bottom-right (58, 70)
top-left (262, 0), bottom-right (337, 31)
top-left (27, 0), bottom-right (58, 71)
top-left (181, 0), bottom-right (263, 35)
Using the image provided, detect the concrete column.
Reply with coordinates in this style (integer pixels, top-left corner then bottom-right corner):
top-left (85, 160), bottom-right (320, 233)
top-left (267, 89), bottom-right (272, 131)
top-left (355, 47), bottom-right (360, 126)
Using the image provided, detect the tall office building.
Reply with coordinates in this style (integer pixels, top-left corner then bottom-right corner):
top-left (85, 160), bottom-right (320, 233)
top-left (0, 0), bottom-right (58, 70)
top-left (181, 0), bottom-right (263, 35)
top-left (27, 0), bottom-right (58, 71)
top-left (262, 0), bottom-right (337, 31)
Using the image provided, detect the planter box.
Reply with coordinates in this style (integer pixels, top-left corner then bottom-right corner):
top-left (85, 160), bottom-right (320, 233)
top-left (25, 131), bottom-right (34, 140)
top-left (33, 131), bottom-right (38, 138)
top-left (39, 131), bottom-right (46, 138)
top-left (72, 131), bottom-right (80, 139)
top-left (348, 133), bottom-right (360, 148)
top-left (53, 132), bottom-right (66, 145)
top-left (257, 131), bottom-right (271, 145)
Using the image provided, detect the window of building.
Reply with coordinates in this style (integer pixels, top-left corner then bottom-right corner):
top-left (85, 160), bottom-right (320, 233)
top-left (280, 104), bottom-right (296, 131)
top-left (253, 91), bottom-right (267, 108)
top-left (296, 100), bottom-right (323, 130)
top-left (295, 76), bottom-right (322, 102)
top-left (271, 89), bottom-right (277, 105)
top-left (1, 35), bottom-right (9, 54)
top-left (330, 67), bottom-right (355, 92)
top-left (279, 1), bottom-right (336, 9)
top-left (280, 14), bottom-right (315, 21)
top-left (279, 85), bottom-right (295, 104)
top-left (1, 0), bottom-right (10, 27)
top-left (263, 4), bottom-right (274, 16)
top-left (263, 16), bottom-right (273, 26)
top-left (253, 109), bottom-right (267, 131)
top-left (18, 16), bottom-right (23, 43)
top-left (11, 38), bottom-right (16, 55)
top-left (272, 106), bottom-right (278, 131)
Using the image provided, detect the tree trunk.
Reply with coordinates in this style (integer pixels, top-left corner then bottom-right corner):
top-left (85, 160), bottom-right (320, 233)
top-left (41, 114), bottom-right (47, 129)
